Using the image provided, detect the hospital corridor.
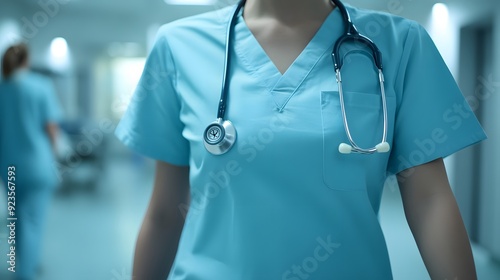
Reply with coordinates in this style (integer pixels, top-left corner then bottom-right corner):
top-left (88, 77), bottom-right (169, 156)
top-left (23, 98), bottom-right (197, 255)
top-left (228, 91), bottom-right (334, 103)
top-left (1, 0), bottom-right (500, 279)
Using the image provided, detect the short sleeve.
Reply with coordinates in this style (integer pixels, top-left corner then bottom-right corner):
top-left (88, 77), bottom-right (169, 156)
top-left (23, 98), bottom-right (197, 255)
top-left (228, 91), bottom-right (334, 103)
top-left (114, 28), bottom-right (190, 166)
top-left (386, 22), bottom-right (487, 175)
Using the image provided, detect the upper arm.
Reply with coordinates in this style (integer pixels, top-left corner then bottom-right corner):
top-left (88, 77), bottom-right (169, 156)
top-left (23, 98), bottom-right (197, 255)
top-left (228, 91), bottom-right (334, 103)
top-left (397, 158), bottom-right (453, 209)
top-left (147, 160), bottom-right (190, 224)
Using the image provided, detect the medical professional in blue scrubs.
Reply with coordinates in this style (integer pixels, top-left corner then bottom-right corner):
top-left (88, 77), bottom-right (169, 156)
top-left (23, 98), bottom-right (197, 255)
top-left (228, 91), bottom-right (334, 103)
top-left (115, 0), bottom-right (486, 279)
top-left (0, 44), bottom-right (62, 280)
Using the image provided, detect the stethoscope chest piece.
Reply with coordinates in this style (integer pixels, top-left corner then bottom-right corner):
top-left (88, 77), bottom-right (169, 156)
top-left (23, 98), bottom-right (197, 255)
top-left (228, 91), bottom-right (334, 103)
top-left (204, 118), bottom-right (237, 155)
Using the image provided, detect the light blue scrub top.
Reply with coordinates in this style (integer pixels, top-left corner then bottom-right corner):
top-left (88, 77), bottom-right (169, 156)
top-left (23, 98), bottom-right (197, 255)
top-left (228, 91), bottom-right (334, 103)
top-left (0, 71), bottom-right (62, 188)
top-left (115, 5), bottom-right (486, 279)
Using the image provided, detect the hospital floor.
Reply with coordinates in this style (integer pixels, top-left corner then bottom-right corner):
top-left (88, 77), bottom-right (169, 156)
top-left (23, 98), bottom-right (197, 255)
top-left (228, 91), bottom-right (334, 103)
top-left (1, 142), bottom-right (499, 280)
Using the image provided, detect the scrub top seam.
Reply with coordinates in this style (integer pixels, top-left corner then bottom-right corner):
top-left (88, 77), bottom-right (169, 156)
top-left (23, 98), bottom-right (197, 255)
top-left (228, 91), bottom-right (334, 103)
top-left (233, 7), bottom-right (282, 93)
top-left (232, 43), bottom-right (271, 102)
top-left (234, 7), bottom-right (342, 111)
top-left (393, 21), bottom-right (417, 110)
top-left (275, 45), bottom-right (335, 112)
top-left (162, 34), bottom-right (182, 107)
top-left (387, 130), bottom-right (487, 175)
top-left (162, 34), bottom-right (193, 161)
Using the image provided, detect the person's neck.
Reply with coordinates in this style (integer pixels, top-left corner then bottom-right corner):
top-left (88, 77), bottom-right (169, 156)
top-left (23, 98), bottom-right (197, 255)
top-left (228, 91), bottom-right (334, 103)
top-left (243, 0), bottom-right (335, 25)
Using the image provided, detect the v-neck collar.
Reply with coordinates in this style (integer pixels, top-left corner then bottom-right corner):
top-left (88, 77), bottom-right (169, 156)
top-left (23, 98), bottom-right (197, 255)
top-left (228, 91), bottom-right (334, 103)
top-left (233, 5), bottom-right (344, 111)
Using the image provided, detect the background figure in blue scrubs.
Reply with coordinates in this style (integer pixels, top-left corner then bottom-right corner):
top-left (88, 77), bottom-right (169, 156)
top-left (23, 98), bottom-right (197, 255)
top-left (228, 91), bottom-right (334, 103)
top-left (115, 0), bottom-right (485, 279)
top-left (0, 44), bottom-right (62, 280)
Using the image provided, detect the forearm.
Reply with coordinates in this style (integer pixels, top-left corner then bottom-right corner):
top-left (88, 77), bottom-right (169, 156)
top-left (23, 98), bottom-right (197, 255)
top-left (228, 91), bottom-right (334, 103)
top-left (403, 190), bottom-right (477, 279)
top-left (133, 214), bottom-right (185, 280)
top-left (45, 123), bottom-right (58, 154)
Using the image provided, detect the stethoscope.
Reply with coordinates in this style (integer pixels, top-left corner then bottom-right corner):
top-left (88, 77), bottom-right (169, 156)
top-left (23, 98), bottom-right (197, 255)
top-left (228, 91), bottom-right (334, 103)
top-left (203, 0), bottom-right (390, 155)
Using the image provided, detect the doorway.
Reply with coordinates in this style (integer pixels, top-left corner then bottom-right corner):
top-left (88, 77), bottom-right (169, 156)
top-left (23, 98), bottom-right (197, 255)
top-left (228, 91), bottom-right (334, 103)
top-left (455, 20), bottom-right (498, 260)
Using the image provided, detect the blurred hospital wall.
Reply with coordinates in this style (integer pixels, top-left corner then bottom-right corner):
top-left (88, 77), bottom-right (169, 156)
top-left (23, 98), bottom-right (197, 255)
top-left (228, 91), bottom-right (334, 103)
top-left (0, 0), bottom-right (500, 279)
top-left (415, 0), bottom-right (500, 261)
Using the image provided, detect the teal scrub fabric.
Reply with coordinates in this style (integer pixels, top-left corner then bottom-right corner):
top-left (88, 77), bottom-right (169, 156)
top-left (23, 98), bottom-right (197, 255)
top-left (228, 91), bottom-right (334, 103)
top-left (0, 70), bottom-right (62, 187)
top-left (115, 4), bottom-right (486, 279)
top-left (0, 70), bottom-right (62, 280)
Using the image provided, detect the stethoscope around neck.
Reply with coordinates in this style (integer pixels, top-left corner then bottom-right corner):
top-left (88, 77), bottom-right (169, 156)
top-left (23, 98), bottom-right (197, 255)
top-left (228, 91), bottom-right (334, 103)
top-left (203, 0), bottom-right (390, 155)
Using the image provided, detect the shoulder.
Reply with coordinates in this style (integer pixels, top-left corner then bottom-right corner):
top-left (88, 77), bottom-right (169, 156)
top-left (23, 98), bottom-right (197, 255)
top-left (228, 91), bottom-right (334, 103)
top-left (346, 4), bottom-right (417, 30)
top-left (155, 5), bottom-right (234, 45)
top-left (14, 71), bottom-right (54, 98)
top-left (345, 4), bottom-right (422, 45)
top-left (0, 71), bottom-right (51, 102)
top-left (9, 70), bottom-right (47, 83)
top-left (25, 71), bottom-right (51, 84)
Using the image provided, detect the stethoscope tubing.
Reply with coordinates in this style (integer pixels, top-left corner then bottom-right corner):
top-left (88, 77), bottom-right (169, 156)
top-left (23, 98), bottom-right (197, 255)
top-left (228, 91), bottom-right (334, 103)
top-left (217, 0), bottom-right (246, 120)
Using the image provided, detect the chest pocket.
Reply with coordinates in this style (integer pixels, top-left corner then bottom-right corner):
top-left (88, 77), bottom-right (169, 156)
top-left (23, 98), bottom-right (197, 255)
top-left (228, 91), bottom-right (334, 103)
top-left (320, 90), bottom-right (396, 191)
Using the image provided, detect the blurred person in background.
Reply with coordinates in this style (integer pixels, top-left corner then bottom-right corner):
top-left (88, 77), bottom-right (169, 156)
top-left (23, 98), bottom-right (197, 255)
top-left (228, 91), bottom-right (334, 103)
top-left (0, 43), bottom-right (63, 280)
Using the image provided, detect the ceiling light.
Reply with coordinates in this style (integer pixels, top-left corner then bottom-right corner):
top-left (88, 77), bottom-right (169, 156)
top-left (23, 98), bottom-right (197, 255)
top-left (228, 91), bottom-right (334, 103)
top-left (432, 3), bottom-right (449, 26)
top-left (50, 37), bottom-right (68, 58)
top-left (164, 0), bottom-right (217, 5)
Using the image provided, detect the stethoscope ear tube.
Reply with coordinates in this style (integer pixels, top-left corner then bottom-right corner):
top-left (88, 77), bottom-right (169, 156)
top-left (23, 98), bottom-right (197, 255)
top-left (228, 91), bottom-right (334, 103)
top-left (332, 35), bottom-right (383, 71)
top-left (336, 68), bottom-right (390, 155)
top-left (338, 142), bottom-right (390, 154)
